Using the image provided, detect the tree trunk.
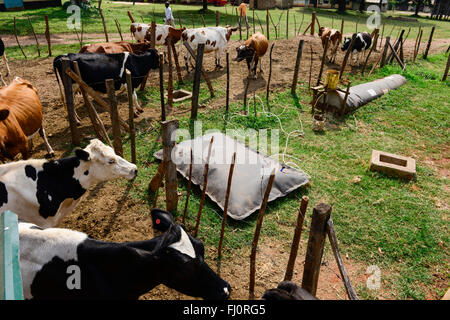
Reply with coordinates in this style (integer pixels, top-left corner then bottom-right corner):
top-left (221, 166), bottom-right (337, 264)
top-left (203, 0), bottom-right (208, 11)
top-left (414, 0), bottom-right (422, 16)
top-left (360, 0), bottom-right (366, 13)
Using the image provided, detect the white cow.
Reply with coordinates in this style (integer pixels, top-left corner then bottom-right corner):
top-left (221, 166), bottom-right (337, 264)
top-left (181, 26), bottom-right (238, 72)
top-left (130, 23), bottom-right (185, 62)
top-left (0, 139), bottom-right (137, 228)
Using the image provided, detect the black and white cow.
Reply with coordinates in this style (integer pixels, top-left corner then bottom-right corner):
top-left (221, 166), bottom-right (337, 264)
top-left (341, 32), bottom-right (372, 67)
top-left (19, 208), bottom-right (231, 300)
top-left (0, 139), bottom-right (137, 228)
top-left (53, 50), bottom-right (159, 116)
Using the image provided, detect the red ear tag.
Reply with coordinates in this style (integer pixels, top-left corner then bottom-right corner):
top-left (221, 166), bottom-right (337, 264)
top-left (156, 219), bottom-right (161, 224)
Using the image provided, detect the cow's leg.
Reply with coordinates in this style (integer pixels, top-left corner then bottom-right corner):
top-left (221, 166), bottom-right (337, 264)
top-left (246, 58), bottom-right (252, 78)
top-left (259, 58), bottom-right (263, 74)
top-left (356, 51), bottom-right (361, 67)
top-left (216, 50), bottom-right (223, 69)
top-left (253, 57), bottom-right (259, 79)
top-left (133, 89), bottom-right (144, 116)
top-left (164, 45), bottom-right (168, 64)
top-left (184, 54), bottom-right (190, 73)
top-left (39, 127), bottom-right (55, 158)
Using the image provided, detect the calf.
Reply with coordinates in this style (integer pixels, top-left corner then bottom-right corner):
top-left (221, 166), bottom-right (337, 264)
top-left (318, 27), bottom-right (342, 63)
top-left (262, 281), bottom-right (318, 300)
top-left (0, 139), bottom-right (137, 228)
top-left (79, 41), bottom-right (152, 54)
top-left (182, 26), bottom-right (238, 72)
top-left (0, 77), bottom-right (54, 161)
top-left (19, 208), bottom-right (231, 300)
top-left (130, 23), bottom-right (186, 62)
top-left (53, 50), bottom-right (159, 116)
top-left (234, 32), bottom-right (268, 79)
top-left (341, 32), bottom-right (372, 67)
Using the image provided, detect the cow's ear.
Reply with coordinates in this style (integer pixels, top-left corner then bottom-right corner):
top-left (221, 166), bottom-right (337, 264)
top-left (151, 208), bottom-right (174, 232)
top-left (75, 148), bottom-right (91, 161)
top-left (0, 109), bottom-right (9, 121)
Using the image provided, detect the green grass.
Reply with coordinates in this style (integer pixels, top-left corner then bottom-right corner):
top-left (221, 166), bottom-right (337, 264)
top-left (1, 1), bottom-right (449, 42)
top-left (114, 52), bottom-right (449, 300)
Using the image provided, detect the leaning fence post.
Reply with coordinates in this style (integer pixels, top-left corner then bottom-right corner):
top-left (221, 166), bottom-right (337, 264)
top-left (284, 196), bottom-right (309, 281)
top-left (327, 217), bottom-right (359, 300)
top-left (423, 26), bottom-right (435, 59)
top-left (311, 11), bottom-right (316, 36)
top-left (339, 34), bottom-right (356, 80)
top-left (217, 152), bottom-right (237, 260)
top-left (13, 17), bottom-right (27, 59)
top-left (98, 0), bottom-right (109, 42)
top-left (27, 16), bottom-right (40, 57)
top-left (317, 36), bottom-right (329, 86)
top-left (301, 202), bottom-right (331, 296)
top-left (380, 36), bottom-right (390, 68)
top-left (225, 52), bottom-right (230, 120)
top-left (216, 10), bottom-right (220, 27)
top-left (191, 43), bottom-right (205, 120)
top-left (161, 119), bottom-right (179, 215)
top-left (291, 40), bottom-right (304, 94)
top-left (61, 58), bottom-right (80, 146)
top-left (249, 169), bottom-right (276, 300)
top-left (126, 70), bottom-right (136, 164)
top-left (106, 79), bottom-right (123, 157)
top-left (442, 53), bottom-right (450, 81)
top-left (266, 43), bottom-right (275, 106)
top-left (182, 148), bottom-right (193, 224)
top-left (159, 54), bottom-right (166, 121)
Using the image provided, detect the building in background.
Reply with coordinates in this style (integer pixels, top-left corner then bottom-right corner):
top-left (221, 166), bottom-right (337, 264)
top-left (0, 0), bottom-right (61, 11)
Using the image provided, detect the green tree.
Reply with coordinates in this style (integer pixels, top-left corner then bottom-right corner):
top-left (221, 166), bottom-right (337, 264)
top-left (337, 0), bottom-right (346, 12)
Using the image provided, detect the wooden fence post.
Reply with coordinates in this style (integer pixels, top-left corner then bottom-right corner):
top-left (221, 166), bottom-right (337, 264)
top-left (442, 53), bottom-right (450, 81)
top-left (339, 34), bottom-right (356, 80)
top-left (284, 196), bottom-right (309, 281)
top-left (61, 58), bottom-right (80, 146)
top-left (266, 9), bottom-right (270, 40)
top-left (191, 43), bottom-right (205, 120)
top-left (162, 119), bottom-right (179, 215)
top-left (216, 10), bottom-right (220, 27)
top-left (167, 38), bottom-right (174, 112)
top-left (126, 70), bottom-right (136, 164)
top-left (182, 148), bottom-right (193, 224)
top-left (98, 0), bottom-right (109, 42)
top-left (291, 39), bottom-right (304, 94)
top-left (311, 11), bottom-right (316, 36)
top-left (44, 15), bottom-right (52, 56)
top-left (249, 169), bottom-right (276, 300)
top-left (301, 202), bottom-right (331, 296)
top-left (317, 36), bottom-right (329, 86)
top-left (106, 79), bottom-right (122, 156)
top-left (380, 36), bottom-right (390, 68)
top-left (266, 43), bottom-right (275, 106)
top-left (361, 33), bottom-right (379, 75)
top-left (286, 9), bottom-right (289, 39)
top-left (423, 26), bottom-right (435, 59)
top-left (414, 29), bottom-right (423, 62)
top-left (127, 10), bottom-right (136, 23)
top-left (170, 39), bottom-right (183, 84)
top-left (114, 18), bottom-right (123, 41)
top-left (226, 52), bottom-right (230, 119)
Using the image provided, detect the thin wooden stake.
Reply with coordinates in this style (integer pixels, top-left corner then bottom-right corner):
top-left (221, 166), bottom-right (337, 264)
top-left (159, 54), bottom-right (166, 121)
top-left (191, 43), bottom-right (205, 120)
top-left (442, 52), bottom-right (450, 81)
top-left (309, 44), bottom-right (313, 88)
top-left (266, 10), bottom-right (270, 40)
top-left (217, 152), bottom-right (236, 260)
top-left (127, 11), bottom-right (136, 23)
top-left (114, 18), bottom-right (123, 41)
top-left (414, 29), bottom-right (423, 62)
top-left (380, 36), bottom-right (390, 68)
top-left (126, 70), bottom-right (136, 164)
top-left (311, 11), bottom-right (316, 36)
top-left (13, 17), bottom-right (27, 59)
top-left (361, 33), bottom-right (379, 75)
top-left (98, 0), bottom-right (109, 42)
top-left (266, 43), bottom-right (275, 105)
top-left (167, 38), bottom-right (174, 112)
top-left (182, 148), bottom-right (193, 224)
top-left (249, 169), bottom-right (276, 300)
top-left (193, 136), bottom-right (214, 237)
top-left (327, 218), bottom-right (359, 300)
top-left (216, 10), bottom-right (220, 27)
top-left (226, 52), bottom-right (230, 119)
top-left (106, 79), bottom-right (122, 156)
top-left (284, 196), bottom-right (309, 281)
top-left (286, 9), bottom-right (289, 39)
top-left (61, 59), bottom-right (80, 145)
top-left (44, 16), bottom-right (52, 56)
top-left (27, 16), bottom-right (40, 57)
top-left (201, 15), bottom-right (206, 27)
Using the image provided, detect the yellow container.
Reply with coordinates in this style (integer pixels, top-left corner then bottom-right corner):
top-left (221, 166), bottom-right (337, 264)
top-left (324, 70), bottom-right (340, 90)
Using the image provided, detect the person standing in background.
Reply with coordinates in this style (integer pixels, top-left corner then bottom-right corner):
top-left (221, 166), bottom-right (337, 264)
top-left (238, 1), bottom-right (249, 30)
top-left (164, 1), bottom-right (175, 27)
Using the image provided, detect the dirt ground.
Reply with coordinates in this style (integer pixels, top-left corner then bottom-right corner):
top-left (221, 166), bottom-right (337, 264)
top-left (0, 34), bottom-right (448, 300)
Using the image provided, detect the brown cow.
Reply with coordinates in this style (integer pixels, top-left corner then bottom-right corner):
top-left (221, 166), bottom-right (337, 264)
top-left (318, 27), bottom-right (342, 64)
top-left (234, 32), bottom-right (269, 79)
top-left (0, 77), bottom-right (54, 161)
top-left (79, 41), bottom-right (152, 54)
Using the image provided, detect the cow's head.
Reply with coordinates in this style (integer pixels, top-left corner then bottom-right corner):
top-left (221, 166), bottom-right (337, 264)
top-left (318, 26), bottom-right (325, 37)
top-left (76, 139), bottom-right (137, 183)
top-left (149, 208), bottom-right (231, 300)
top-left (341, 37), bottom-right (352, 51)
top-left (225, 26), bottom-right (239, 41)
top-left (234, 44), bottom-right (255, 62)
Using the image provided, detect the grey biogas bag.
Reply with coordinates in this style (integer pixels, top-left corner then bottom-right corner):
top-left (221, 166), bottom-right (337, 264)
top-left (154, 132), bottom-right (309, 220)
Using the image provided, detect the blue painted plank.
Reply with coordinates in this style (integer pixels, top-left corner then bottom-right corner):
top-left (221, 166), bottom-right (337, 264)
top-left (4, 0), bottom-right (24, 9)
top-left (0, 211), bottom-right (23, 300)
